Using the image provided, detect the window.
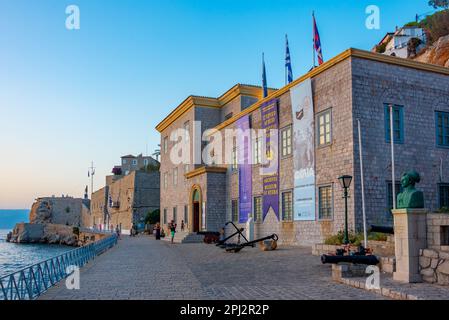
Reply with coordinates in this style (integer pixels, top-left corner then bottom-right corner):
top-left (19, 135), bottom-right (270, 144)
top-left (163, 136), bottom-right (168, 154)
top-left (387, 181), bottom-right (402, 210)
top-left (281, 191), bottom-right (293, 221)
top-left (163, 209), bottom-right (167, 224)
top-left (184, 205), bottom-right (188, 224)
top-left (132, 159), bottom-right (137, 165)
top-left (173, 168), bottom-right (178, 186)
top-left (384, 104), bottom-right (404, 143)
top-left (253, 196), bottom-right (262, 222)
top-left (232, 138), bottom-right (238, 171)
top-left (164, 172), bottom-right (168, 189)
top-left (144, 159), bottom-right (149, 166)
top-left (281, 126), bottom-right (292, 157)
top-left (253, 137), bottom-right (262, 165)
top-left (231, 199), bottom-right (239, 222)
top-left (436, 111), bottom-right (449, 148)
top-left (122, 159), bottom-right (127, 165)
top-left (317, 109), bottom-right (332, 146)
top-left (183, 121), bottom-right (190, 143)
top-left (173, 207), bottom-right (177, 223)
top-left (319, 186), bottom-right (333, 220)
top-left (439, 184), bottom-right (449, 208)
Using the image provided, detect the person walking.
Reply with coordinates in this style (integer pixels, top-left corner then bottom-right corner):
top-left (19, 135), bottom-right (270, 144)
top-left (155, 222), bottom-right (161, 240)
top-left (170, 220), bottom-right (176, 244)
top-left (115, 225), bottom-right (121, 240)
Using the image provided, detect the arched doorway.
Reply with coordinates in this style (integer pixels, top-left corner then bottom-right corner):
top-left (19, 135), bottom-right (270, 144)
top-left (190, 186), bottom-right (202, 233)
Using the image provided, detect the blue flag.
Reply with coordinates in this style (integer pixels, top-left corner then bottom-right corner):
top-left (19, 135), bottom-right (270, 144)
top-left (285, 35), bottom-right (293, 84)
top-left (262, 53), bottom-right (268, 98)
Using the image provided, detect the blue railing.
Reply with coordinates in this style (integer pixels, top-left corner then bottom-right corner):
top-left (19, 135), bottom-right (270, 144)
top-left (0, 234), bottom-right (118, 300)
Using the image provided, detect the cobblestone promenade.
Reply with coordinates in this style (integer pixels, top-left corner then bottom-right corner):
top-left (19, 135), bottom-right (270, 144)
top-left (40, 236), bottom-right (386, 300)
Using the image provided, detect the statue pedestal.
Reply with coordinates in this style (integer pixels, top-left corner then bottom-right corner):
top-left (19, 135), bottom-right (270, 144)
top-left (392, 208), bottom-right (428, 283)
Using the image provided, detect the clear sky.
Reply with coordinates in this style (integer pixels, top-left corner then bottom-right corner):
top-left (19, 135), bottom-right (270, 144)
top-left (0, 0), bottom-right (435, 209)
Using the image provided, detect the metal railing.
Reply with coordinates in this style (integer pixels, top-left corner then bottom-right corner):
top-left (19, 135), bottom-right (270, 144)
top-left (0, 234), bottom-right (118, 300)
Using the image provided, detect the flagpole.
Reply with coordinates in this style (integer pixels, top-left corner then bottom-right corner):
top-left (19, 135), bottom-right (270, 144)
top-left (285, 35), bottom-right (288, 86)
top-left (312, 12), bottom-right (316, 69)
top-left (358, 119), bottom-right (368, 248)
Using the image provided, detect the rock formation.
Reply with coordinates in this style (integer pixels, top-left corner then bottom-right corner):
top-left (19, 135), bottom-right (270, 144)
top-left (7, 223), bottom-right (78, 246)
top-left (413, 34), bottom-right (449, 67)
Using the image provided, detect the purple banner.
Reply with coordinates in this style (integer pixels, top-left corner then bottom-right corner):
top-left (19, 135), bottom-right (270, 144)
top-left (261, 100), bottom-right (279, 221)
top-left (237, 115), bottom-right (252, 224)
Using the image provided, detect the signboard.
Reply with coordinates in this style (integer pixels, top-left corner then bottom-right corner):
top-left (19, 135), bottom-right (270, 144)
top-left (261, 99), bottom-right (280, 221)
top-left (236, 115), bottom-right (252, 224)
top-left (290, 78), bottom-right (316, 221)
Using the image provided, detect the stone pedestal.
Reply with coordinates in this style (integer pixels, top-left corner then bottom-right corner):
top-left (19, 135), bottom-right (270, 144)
top-left (393, 208), bottom-right (428, 283)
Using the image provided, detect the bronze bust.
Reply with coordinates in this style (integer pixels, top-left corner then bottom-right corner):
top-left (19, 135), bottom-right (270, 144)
top-left (397, 171), bottom-right (424, 209)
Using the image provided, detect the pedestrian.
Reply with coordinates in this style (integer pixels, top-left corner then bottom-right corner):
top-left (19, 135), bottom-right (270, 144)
top-left (219, 227), bottom-right (225, 242)
top-left (115, 225), bottom-right (121, 240)
top-left (170, 220), bottom-right (176, 244)
top-left (155, 222), bottom-right (161, 240)
top-left (181, 220), bottom-right (185, 232)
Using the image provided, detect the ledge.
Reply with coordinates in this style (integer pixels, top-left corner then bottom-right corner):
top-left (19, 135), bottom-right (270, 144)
top-left (185, 166), bottom-right (228, 179)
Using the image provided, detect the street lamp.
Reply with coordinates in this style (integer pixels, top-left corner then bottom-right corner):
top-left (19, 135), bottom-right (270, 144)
top-left (338, 175), bottom-right (353, 245)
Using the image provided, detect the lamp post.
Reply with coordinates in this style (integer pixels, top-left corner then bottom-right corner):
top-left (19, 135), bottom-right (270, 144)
top-left (338, 175), bottom-right (353, 245)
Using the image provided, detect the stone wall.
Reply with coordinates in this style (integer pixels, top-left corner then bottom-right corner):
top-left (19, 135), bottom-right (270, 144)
top-left (29, 197), bottom-right (90, 227)
top-left (419, 249), bottom-right (449, 285)
top-left (351, 57), bottom-right (449, 229)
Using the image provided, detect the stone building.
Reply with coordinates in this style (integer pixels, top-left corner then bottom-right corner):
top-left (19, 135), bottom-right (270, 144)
top-left (156, 48), bottom-right (449, 245)
top-left (91, 170), bottom-right (160, 234)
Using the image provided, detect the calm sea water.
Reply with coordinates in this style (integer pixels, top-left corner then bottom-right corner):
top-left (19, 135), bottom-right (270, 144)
top-left (0, 210), bottom-right (71, 277)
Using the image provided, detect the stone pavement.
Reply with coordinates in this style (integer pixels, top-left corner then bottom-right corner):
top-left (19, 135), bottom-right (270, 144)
top-left (40, 235), bottom-right (386, 300)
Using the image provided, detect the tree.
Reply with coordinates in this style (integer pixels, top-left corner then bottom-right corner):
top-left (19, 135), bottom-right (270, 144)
top-left (429, 0), bottom-right (449, 9)
top-left (145, 209), bottom-right (160, 225)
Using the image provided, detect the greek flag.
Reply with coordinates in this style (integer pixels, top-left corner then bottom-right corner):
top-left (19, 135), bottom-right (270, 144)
top-left (262, 53), bottom-right (268, 98)
top-left (285, 34), bottom-right (293, 84)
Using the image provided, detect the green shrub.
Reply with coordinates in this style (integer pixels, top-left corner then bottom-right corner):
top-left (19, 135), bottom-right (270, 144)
top-left (324, 231), bottom-right (388, 245)
top-left (437, 207), bottom-right (449, 213)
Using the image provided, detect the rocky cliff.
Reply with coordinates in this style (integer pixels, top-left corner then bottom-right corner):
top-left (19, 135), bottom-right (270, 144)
top-left (7, 223), bottom-right (78, 246)
top-left (413, 35), bottom-right (449, 67)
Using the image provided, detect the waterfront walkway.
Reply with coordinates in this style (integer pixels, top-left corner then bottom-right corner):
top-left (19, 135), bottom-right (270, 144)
top-left (40, 235), bottom-right (385, 300)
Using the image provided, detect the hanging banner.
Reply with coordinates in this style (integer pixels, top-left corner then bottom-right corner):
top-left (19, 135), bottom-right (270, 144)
top-left (261, 99), bottom-right (280, 221)
top-left (290, 78), bottom-right (316, 221)
top-left (237, 115), bottom-right (252, 224)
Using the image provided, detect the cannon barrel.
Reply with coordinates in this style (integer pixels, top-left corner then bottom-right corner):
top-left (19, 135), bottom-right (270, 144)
top-left (321, 254), bottom-right (379, 265)
top-left (370, 225), bottom-right (394, 235)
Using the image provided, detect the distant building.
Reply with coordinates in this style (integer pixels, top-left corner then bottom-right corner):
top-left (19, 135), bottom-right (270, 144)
top-left (91, 170), bottom-right (160, 235)
top-left (119, 154), bottom-right (159, 176)
top-left (373, 26), bottom-right (427, 58)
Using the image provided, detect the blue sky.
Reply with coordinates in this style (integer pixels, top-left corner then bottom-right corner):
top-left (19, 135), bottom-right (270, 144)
top-left (0, 0), bottom-right (434, 208)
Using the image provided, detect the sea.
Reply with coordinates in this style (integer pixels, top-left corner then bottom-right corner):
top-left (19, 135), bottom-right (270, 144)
top-left (0, 209), bottom-right (72, 277)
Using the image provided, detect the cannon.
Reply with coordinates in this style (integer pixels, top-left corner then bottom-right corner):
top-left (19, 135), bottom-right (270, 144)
top-left (369, 225), bottom-right (394, 235)
top-left (321, 254), bottom-right (379, 265)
